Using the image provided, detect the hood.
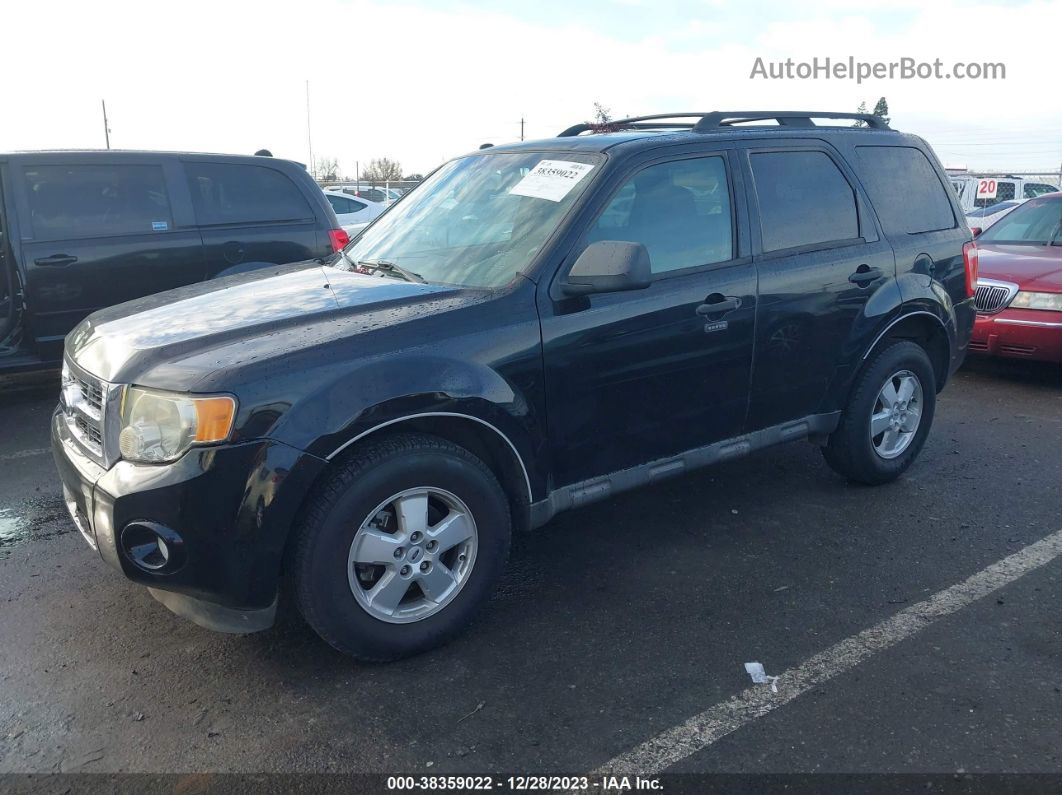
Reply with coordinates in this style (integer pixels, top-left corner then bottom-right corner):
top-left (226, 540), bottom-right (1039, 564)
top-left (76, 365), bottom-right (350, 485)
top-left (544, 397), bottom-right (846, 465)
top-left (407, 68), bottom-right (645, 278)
top-left (976, 244), bottom-right (1062, 291)
top-left (69, 262), bottom-right (463, 383)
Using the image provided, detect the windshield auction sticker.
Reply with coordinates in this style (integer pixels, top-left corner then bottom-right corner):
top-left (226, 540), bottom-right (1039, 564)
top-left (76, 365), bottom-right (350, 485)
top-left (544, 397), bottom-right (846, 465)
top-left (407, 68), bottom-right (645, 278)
top-left (509, 160), bottom-right (595, 202)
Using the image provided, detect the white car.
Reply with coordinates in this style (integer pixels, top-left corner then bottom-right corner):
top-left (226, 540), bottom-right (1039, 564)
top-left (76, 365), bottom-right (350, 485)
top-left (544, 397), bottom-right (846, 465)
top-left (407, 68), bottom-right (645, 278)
top-left (965, 199), bottom-right (1026, 232)
top-left (323, 189), bottom-right (386, 229)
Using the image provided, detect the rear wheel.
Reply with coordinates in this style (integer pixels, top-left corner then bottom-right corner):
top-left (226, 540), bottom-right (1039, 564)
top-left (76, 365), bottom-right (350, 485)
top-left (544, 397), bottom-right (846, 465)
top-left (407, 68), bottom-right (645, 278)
top-left (822, 340), bottom-right (936, 485)
top-left (291, 433), bottom-right (511, 661)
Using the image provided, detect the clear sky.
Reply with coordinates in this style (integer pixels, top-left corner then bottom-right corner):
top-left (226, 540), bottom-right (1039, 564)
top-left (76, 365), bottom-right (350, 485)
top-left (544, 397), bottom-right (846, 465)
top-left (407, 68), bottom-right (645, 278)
top-left (3, 0), bottom-right (1060, 177)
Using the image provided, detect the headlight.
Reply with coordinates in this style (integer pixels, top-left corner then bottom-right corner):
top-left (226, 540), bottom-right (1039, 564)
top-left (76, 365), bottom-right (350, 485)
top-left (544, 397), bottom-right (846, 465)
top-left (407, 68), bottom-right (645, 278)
top-left (1010, 291), bottom-right (1062, 311)
top-left (118, 387), bottom-right (236, 463)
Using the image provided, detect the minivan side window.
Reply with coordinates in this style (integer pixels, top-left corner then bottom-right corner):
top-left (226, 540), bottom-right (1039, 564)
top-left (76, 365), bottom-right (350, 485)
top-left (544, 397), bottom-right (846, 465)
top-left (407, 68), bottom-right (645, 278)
top-left (854, 146), bottom-right (955, 235)
top-left (24, 164), bottom-right (173, 239)
top-left (750, 151), bottom-right (859, 252)
top-left (587, 156), bottom-right (733, 274)
top-left (185, 163), bottom-right (313, 225)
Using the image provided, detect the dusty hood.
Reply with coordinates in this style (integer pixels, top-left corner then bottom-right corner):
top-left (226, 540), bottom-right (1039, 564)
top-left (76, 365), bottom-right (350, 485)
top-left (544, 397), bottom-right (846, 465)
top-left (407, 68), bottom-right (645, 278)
top-left (68, 262), bottom-right (461, 383)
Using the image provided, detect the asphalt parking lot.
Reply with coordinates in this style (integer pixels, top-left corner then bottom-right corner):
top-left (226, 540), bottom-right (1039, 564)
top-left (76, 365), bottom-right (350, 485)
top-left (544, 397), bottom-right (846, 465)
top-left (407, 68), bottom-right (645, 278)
top-left (1, 356), bottom-right (1061, 778)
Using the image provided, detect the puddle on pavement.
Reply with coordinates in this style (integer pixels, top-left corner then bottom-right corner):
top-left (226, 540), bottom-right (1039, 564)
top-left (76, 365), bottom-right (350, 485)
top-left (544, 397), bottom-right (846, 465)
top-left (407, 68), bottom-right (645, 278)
top-left (0, 499), bottom-right (73, 553)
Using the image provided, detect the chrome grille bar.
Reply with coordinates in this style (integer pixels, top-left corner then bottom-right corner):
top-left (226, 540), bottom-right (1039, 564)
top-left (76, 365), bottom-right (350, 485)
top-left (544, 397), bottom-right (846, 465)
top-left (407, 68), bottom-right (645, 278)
top-left (61, 358), bottom-right (122, 468)
top-left (974, 278), bottom-right (1019, 314)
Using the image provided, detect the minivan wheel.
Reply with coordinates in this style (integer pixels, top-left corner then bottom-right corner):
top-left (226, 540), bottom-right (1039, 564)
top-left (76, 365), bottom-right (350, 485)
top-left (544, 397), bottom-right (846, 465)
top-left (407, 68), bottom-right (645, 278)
top-left (291, 433), bottom-right (511, 661)
top-left (822, 340), bottom-right (936, 485)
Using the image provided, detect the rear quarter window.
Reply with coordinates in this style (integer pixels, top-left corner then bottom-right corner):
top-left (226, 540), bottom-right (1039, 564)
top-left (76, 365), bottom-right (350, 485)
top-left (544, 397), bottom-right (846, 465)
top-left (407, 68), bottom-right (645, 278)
top-left (185, 163), bottom-right (313, 225)
top-left (855, 146), bottom-right (956, 234)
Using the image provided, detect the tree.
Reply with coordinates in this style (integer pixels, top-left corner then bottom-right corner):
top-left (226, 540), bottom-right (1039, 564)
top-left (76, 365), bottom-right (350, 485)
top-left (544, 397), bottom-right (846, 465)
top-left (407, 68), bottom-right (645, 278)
top-left (872, 96), bottom-right (890, 126)
top-left (362, 157), bottom-right (403, 182)
top-left (315, 156), bottom-right (338, 181)
top-left (592, 102), bottom-right (613, 124)
top-left (403, 173), bottom-right (424, 182)
top-left (852, 101), bottom-right (868, 126)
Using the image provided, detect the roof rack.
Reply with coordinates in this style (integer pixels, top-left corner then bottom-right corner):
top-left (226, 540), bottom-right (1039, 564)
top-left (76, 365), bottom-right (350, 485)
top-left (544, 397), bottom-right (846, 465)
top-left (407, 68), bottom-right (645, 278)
top-left (557, 111), bottom-right (891, 137)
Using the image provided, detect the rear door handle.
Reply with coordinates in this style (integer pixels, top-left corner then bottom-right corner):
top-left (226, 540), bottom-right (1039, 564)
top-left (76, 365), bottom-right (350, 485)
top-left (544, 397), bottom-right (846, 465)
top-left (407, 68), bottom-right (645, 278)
top-left (848, 265), bottom-right (882, 286)
top-left (696, 295), bottom-right (742, 315)
top-left (34, 254), bottom-right (78, 267)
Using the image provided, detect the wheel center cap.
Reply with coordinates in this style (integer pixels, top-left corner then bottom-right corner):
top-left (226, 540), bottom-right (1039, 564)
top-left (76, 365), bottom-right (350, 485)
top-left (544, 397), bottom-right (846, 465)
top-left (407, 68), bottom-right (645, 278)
top-left (408, 547), bottom-right (423, 563)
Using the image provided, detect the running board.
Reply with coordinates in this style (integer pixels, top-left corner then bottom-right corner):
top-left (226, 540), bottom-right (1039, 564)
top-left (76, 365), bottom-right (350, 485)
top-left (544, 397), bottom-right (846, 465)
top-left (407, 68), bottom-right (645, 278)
top-left (528, 412), bottom-right (841, 529)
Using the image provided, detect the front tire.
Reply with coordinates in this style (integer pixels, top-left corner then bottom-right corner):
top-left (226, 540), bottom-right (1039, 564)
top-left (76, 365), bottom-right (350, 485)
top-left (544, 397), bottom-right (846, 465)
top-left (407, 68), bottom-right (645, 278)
top-left (291, 433), bottom-right (511, 661)
top-left (822, 340), bottom-right (937, 485)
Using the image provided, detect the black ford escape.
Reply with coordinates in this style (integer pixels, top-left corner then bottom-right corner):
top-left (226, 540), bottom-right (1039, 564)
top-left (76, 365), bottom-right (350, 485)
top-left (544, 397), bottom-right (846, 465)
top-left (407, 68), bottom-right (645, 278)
top-left (52, 111), bottom-right (977, 660)
top-left (0, 150), bottom-right (347, 372)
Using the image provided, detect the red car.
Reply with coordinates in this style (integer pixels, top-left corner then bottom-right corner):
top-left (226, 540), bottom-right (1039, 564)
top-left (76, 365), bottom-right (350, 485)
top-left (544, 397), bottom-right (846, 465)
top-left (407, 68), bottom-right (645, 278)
top-left (969, 192), bottom-right (1062, 362)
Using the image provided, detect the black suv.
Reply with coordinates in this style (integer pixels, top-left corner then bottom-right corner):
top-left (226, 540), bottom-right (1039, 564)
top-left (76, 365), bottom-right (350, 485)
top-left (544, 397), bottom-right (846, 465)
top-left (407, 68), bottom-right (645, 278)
top-left (0, 150), bottom-right (347, 371)
top-left (51, 111), bottom-right (977, 660)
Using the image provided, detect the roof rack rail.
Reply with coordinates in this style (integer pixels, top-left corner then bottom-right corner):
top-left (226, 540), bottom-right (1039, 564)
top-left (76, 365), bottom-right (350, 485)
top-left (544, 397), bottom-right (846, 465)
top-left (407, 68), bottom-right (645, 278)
top-left (557, 110), bottom-right (891, 137)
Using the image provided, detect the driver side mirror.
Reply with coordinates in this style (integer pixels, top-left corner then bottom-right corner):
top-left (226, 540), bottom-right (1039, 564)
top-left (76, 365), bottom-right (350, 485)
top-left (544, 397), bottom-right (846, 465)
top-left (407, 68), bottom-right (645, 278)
top-left (561, 241), bottom-right (652, 296)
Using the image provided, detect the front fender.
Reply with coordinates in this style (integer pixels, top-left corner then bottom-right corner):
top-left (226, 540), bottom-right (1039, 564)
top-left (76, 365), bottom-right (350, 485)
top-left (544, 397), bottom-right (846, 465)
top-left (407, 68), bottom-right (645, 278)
top-left (263, 354), bottom-right (546, 499)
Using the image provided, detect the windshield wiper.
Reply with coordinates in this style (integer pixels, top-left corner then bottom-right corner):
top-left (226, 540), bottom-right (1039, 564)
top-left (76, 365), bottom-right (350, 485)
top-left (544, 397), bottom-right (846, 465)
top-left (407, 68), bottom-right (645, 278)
top-left (356, 259), bottom-right (427, 284)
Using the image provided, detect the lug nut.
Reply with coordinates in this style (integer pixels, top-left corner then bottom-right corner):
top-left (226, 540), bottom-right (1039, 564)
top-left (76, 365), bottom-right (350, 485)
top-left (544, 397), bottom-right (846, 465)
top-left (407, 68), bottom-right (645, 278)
top-left (420, 561), bottom-right (430, 572)
top-left (393, 547), bottom-right (405, 559)
top-left (426, 540), bottom-right (438, 552)
top-left (400, 565), bottom-right (411, 576)
top-left (410, 531), bottom-right (423, 543)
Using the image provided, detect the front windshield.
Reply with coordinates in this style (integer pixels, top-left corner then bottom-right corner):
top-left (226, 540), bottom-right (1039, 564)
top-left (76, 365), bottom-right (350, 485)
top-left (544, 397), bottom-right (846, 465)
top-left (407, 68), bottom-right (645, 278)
top-left (979, 198), bottom-right (1062, 245)
top-left (335, 151), bottom-right (602, 287)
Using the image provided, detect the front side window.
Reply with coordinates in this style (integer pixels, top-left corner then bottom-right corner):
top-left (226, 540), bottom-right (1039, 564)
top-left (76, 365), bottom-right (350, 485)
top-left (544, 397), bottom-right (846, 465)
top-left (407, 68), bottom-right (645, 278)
top-left (978, 197), bottom-right (1062, 245)
top-left (340, 151), bottom-right (601, 288)
top-left (185, 163), bottom-right (312, 225)
top-left (751, 151), bottom-right (859, 252)
top-left (1025, 183), bottom-right (1059, 198)
top-left (24, 164), bottom-right (172, 238)
top-left (585, 156), bottom-right (733, 274)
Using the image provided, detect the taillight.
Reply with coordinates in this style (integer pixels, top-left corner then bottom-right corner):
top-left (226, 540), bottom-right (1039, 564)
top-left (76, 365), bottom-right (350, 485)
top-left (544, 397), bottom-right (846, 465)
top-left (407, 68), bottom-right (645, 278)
top-left (962, 240), bottom-right (979, 298)
top-left (329, 228), bottom-right (350, 253)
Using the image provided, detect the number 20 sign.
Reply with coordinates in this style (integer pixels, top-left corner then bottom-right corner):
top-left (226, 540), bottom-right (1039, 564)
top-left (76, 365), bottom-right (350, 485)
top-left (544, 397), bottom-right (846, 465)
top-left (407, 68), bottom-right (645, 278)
top-left (977, 178), bottom-right (998, 199)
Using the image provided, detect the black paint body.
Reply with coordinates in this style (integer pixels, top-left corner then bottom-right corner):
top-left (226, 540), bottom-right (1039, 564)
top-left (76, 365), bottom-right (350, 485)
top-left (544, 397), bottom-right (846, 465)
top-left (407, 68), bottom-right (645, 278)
top-left (51, 126), bottom-right (975, 618)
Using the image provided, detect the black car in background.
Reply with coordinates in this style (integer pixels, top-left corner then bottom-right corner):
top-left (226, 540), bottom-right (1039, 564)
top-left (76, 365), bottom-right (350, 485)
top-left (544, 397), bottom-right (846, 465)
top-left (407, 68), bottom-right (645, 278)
top-left (51, 111), bottom-right (977, 661)
top-left (0, 151), bottom-right (347, 371)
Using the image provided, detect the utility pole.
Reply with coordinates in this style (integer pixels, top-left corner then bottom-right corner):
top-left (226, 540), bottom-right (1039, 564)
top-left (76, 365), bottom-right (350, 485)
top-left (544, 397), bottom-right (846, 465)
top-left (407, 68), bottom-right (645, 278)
top-left (101, 100), bottom-right (111, 149)
top-left (520, 116), bottom-right (525, 141)
top-left (306, 80), bottom-right (315, 178)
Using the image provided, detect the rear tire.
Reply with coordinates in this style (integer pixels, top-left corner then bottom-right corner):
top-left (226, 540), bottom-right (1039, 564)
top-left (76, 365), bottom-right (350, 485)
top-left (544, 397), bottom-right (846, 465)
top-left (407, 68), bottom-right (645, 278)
top-left (822, 340), bottom-right (936, 485)
top-left (291, 433), bottom-right (511, 661)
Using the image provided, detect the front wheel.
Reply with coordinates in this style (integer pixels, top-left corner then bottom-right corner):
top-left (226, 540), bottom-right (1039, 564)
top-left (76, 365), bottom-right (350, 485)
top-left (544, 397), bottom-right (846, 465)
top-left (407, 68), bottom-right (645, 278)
top-left (291, 433), bottom-right (511, 661)
top-left (822, 340), bottom-right (937, 485)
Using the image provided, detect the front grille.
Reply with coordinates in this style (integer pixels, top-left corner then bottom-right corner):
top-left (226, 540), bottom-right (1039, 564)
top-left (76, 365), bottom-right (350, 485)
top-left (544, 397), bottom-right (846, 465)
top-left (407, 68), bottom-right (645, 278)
top-left (61, 359), bottom-right (117, 466)
top-left (974, 279), bottom-right (1019, 314)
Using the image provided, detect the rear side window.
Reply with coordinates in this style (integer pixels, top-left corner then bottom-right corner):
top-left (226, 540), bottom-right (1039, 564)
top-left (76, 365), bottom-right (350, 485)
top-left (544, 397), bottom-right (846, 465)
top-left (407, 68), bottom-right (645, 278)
top-left (750, 151), bottom-right (858, 252)
top-left (24, 164), bottom-right (172, 238)
top-left (855, 146), bottom-right (955, 234)
top-left (587, 156), bottom-right (733, 274)
top-left (327, 194), bottom-right (367, 214)
top-left (185, 163), bottom-right (313, 225)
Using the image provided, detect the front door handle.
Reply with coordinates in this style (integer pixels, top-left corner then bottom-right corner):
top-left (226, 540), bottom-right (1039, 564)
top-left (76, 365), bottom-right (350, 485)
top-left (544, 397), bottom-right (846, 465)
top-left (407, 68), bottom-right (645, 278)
top-left (34, 254), bottom-right (78, 267)
top-left (696, 295), bottom-right (742, 315)
top-left (848, 265), bottom-right (883, 286)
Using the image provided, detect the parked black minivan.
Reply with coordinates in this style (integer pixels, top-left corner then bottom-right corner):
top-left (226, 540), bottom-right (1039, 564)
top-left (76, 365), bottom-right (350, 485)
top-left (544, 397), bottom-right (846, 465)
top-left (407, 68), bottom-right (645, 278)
top-left (0, 151), bottom-right (347, 371)
top-left (52, 112), bottom-right (977, 660)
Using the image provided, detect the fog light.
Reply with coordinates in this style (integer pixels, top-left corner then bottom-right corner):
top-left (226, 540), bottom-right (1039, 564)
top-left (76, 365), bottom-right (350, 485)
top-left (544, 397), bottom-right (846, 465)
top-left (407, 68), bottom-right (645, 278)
top-left (120, 522), bottom-right (185, 573)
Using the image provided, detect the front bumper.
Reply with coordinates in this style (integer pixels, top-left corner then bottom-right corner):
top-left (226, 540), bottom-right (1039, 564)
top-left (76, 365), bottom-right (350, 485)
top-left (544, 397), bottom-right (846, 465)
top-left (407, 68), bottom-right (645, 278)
top-left (970, 308), bottom-right (1062, 363)
top-left (51, 407), bottom-right (326, 632)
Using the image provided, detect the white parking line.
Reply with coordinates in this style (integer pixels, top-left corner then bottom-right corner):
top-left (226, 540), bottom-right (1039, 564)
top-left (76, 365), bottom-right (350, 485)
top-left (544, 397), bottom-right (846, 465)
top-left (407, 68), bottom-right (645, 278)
top-left (597, 528), bottom-right (1062, 775)
top-left (0, 447), bottom-right (50, 462)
